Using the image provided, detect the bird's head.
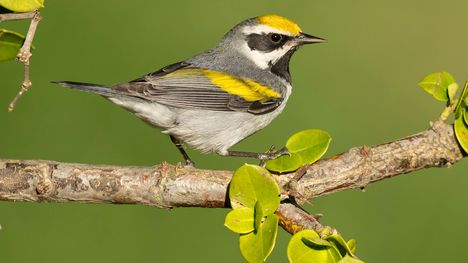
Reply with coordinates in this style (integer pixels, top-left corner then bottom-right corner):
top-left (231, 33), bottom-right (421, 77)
top-left (216, 14), bottom-right (325, 80)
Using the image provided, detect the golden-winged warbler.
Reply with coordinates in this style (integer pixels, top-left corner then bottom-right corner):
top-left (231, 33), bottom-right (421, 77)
top-left (54, 14), bottom-right (325, 165)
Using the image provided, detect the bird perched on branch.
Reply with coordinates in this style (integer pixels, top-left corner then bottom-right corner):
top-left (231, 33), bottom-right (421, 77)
top-left (54, 14), bottom-right (324, 165)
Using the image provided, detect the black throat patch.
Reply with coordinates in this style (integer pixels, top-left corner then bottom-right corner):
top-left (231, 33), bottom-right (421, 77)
top-left (270, 49), bottom-right (295, 83)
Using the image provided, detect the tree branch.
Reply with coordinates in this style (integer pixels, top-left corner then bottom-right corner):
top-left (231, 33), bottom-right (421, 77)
top-left (0, 11), bottom-right (42, 112)
top-left (288, 121), bottom-right (464, 200)
top-left (0, 121), bottom-right (464, 236)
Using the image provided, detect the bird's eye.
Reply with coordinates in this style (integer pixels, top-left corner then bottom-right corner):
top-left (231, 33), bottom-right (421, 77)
top-left (270, 33), bottom-right (282, 43)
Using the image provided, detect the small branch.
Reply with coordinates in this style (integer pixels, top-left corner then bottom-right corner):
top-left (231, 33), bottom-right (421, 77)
top-left (439, 102), bottom-right (457, 122)
top-left (0, 121), bottom-right (465, 235)
top-left (8, 52), bottom-right (32, 112)
top-left (0, 11), bottom-right (42, 112)
top-left (0, 12), bottom-right (35, 21)
top-left (276, 202), bottom-right (338, 237)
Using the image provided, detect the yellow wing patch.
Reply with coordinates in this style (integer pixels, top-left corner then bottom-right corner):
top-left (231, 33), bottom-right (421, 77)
top-left (203, 70), bottom-right (281, 101)
top-left (257, 14), bottom-right (302, 36)
top-left (165, 69), bottom-right (281, 101)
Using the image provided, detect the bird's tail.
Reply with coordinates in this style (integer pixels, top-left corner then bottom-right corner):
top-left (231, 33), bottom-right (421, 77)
top-left (52, 81), bottom-right (117, 97)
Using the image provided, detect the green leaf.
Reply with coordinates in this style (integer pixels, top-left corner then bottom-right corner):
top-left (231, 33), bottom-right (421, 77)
top-left (228, 165), bottom-right (280, 262)
top-left (288, 230), bottom-right (342, 263)
top-left (229, 164), bottom-right (280, 214)
top-left (347, 239), bottom-right (357, 254)
top-left (325, 235), bottom-right (354, 257)
top-left (338, 255), bottom-right (365, 263)
top-left (266, 129), bottom-right (331, 173)
top-left (254, 201), bottom-right (264, 231)
top-left (448, 82), bottom-right (459, 103)
top-left (240, 214), bottom-right (278, 263)
top-left (464, 108), bottom-right (468, 126)
top-left (0, 29), bottom-right (25, 61)
top-left (454, 108), bottom-right (468, 154)
top-left (0, 0), bottom-right (44, 12)
top-left (454, 81), bottom-right (468, 119)
top-left (302, 237), bottom-right (333, 248)
top-left (224, 207), bottom-right (254, 234)
top-left (418, 72), bottom-right (456, 102)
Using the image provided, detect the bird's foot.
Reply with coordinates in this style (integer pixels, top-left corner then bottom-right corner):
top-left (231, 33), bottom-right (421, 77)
top-left (182, 157), bottom-right (195, 167)
top-left (259, 146), bottom-right (290, 167)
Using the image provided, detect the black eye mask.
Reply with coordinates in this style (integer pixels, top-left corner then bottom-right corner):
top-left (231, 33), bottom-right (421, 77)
top-left (246, 33), bottom-right (291, 52)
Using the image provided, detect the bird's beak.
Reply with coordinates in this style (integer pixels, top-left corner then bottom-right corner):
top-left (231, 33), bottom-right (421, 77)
top-left (295, 32), bottom-right (326, 45)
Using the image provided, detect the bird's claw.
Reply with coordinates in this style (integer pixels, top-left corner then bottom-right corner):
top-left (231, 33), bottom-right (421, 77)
top-left (259, 147), bottom-right (290, 167)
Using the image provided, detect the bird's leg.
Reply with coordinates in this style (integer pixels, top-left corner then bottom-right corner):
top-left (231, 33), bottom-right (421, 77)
top-left (226, 147), bottom-right (290, 162)
top-left (170, 135), bottom-right (194, 166)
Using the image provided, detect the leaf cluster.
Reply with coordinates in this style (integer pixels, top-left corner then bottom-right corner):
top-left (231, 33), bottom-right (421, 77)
top-left (418, 72), bottom-right (468, 152)
top-left (225, 164), bottom-right (280, 263)
top-left (225, 130), bottom-right (343, 262)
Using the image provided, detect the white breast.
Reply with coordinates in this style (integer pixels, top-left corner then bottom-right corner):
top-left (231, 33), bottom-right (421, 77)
top-left (165, 83), bottom-right (293, 155)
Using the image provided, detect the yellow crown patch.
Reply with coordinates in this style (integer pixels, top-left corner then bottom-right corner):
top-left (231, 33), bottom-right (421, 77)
top-left (257, 14), bottom-right (302, 36)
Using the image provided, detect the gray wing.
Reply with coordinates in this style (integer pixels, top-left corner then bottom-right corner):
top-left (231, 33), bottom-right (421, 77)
top-left (111, 61), bottom-right (283, 115)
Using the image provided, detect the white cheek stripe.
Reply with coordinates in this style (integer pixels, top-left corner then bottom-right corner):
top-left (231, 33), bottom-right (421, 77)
top-left (241, 42), bottom-right (293, 69)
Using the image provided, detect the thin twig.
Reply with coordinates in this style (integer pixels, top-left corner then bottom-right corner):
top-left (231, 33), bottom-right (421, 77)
top-left (0, 11), bottom-right (41, 112)
top-left (0, 12), bottom-right (35, 21)
top-left (439, 102), bottom-right (457, 122)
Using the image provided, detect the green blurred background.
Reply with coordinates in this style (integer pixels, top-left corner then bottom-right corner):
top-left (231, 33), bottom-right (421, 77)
top-left (1, 1), bottom-right (467, 262)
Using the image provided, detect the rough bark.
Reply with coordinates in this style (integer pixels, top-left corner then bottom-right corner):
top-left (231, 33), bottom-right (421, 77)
top-left (0, 121), bottom-right (465, 235)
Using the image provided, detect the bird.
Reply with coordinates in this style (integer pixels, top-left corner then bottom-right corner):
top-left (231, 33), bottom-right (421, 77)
top-left (53, 14), bottom-right (325, 166)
